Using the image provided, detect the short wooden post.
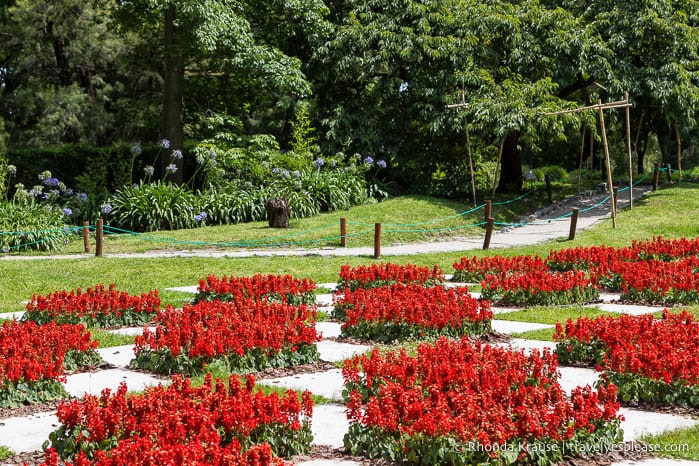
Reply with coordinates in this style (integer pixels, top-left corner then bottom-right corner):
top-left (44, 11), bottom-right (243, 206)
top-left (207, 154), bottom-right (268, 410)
top-left (340, 218), bottom-right (347, 247)
top-left (483, 217), bottom-right (494, 250)
top-left (653, 163), bottom-right (660, 191)
top-left (613, 187), bottom-right (619, 211)
top-left (95, 218), bottom-right (104, 257)
top-left (545, 174), bottom-right (553, 204)
top-left (373, 223), bottom-right (381, 259)
top-left (82, 221), bottom-right (90, 253)
top-left (568, 208), bottom-right (579, 241)
top-left (666, 164), bottom-right (673, 184)
top-left (484, 199), bottom-right (492, 222)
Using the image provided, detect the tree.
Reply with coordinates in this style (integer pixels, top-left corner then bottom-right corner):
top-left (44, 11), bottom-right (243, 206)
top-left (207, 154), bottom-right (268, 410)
top-left (313, 0), bottom-right (607, 194)
top-left (561, 0), bottom-right (699, 174)
top-left (114, 0), bottom-right (329, 183)
top-left (0, 0), bottom-right (127, 147)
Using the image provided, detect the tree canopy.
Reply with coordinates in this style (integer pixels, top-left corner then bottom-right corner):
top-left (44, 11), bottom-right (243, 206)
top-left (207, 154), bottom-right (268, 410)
top-left (1, 0), bottom-right (698, 195)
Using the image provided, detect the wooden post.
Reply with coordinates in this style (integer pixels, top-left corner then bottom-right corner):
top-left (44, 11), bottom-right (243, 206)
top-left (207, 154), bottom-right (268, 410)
top-left (613, 187), bottom-right (619, 212)
top-left (483, 217), bottom-right (494, 250)
top-left (568, 208), bottom-right (579, 241)
top-left (95, 218), bottom-right (104, 257)
top-left (373, 223), bottom-right (381, 259)
top-left (340, 218), bottom-right (347, 247)
top-left (624, 91), bottom-right (633, 209)
top-left (545, 174), bottom-right (553, 204)
top-left (598, 100), bottom-right (617, 228)
top-left (653, 163), bottom-right (660, 191)
top-left (82, 221), bottom-right (90, 253)
top-left (484, 199), bottom-right (492, 222)
top-left (666, 163), bottom-right (673, 183)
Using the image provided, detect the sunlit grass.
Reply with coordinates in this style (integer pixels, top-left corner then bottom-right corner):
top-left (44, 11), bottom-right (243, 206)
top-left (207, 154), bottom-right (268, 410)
top-left (0, 446), bottom-right (15, 461)
top-left (495, 305), bottom-right (619, 325)
top-left (642, 425), bottom-right (699, 460)
top-left (90, 329), bottom-right (137, 348)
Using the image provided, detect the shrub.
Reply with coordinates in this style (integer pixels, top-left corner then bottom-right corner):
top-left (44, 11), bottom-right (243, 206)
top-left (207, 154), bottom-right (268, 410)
top-left (201, 187), bottom-right (269, 225)
top-left (533, 165), bottom-right (569, 182)
top-left (0, 201), bottom-right (72, 252)
top-left (110, 181), bottom-right (199, 231)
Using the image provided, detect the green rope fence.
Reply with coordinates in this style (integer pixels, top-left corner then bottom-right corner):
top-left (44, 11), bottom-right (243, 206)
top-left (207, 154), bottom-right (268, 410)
top-left (0, 172), bottom-right (662, 254)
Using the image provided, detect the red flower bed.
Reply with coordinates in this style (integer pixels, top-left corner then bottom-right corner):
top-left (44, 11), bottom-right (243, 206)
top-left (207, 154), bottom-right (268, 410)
top-left (25, 284), bottom-right (161, 327)
top-left (481, 269), bottom-right (598, 306)
top-left (452, 255), bottom-right (547, 282)
top-left (616, 258), bottom-right (699, 304)
top-left (194, 274), bottom-right (317, 306)
top-left (555, 311), bottom-right (699, 406)
top-left (132, 299), bottom-right (320, 374)
top-left (453, 237), bottom-right (699, 306)
top-left (334, 284), bottom-right (491, 342)
top-left (343, 337), bottom-right (621, 465)
top-left (338, 262), bottom-right (444, 290)
top-left (0, 320), bottom-right (101, 407)
top-left (42, 374), bottom-right (312, 465)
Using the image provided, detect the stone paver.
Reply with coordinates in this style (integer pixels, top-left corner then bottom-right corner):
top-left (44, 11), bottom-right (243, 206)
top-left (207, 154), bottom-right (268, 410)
top-left (262, 369), bottom-right (345, 401)
top-left (491, 319), bottom-right (554, 334)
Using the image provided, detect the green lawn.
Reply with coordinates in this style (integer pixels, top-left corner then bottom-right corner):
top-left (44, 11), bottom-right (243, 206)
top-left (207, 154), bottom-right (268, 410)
top-left (1, 182), bottom-right (699, 460)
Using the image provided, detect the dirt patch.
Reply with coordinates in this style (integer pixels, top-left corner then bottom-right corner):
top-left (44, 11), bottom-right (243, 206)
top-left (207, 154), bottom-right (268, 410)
top-left (252, 361), bottom-right (339, 381)
top-left (0, 400), bottom-right (65, 422)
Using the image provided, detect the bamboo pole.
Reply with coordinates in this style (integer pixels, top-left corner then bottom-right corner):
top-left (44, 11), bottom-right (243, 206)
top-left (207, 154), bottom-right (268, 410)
top-left (597, 100), bottom-right (616, 228)
top-left (544, 100), bottom-right (632, 117)
top-left (624, 92), bottom-right (633, 209)
top-left (578, 125), bottom-right (586, 194)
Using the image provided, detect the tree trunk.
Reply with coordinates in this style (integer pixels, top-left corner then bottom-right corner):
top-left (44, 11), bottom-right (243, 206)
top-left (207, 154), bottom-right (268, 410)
top-left (496, 131), bottom-right (523, 193)
top-left (265, 198), bottom-right (291, 228)
top-left (161, 5), bottom-right (185, 184)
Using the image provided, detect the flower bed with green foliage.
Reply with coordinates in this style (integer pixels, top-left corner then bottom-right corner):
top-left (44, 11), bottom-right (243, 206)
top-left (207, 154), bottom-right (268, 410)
top-left (333, 284), bottom-right (491, 342)
top-left (555, 310), bottom-right (699, 407)
top-left (343, 337), bottom-right (622, 465)
top-left (0, 321), bottom-right (102, 408)
top-left (24, 284), bottom-right (161, 328)
top-left (193, 273), bottom-right (316, 306)
top-left (132, 299), bottom-right (320, 375)
top-left (481, 269), bottom-right (599, 306)
top-left (41, 374), bottom-right (312, 465)
top-left (338, 262), bottom-right (444, 291)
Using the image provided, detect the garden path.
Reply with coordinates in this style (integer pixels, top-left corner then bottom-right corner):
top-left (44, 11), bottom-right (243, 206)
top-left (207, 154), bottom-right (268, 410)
top-left (0, 184), bottom-right (653, 261)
